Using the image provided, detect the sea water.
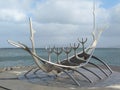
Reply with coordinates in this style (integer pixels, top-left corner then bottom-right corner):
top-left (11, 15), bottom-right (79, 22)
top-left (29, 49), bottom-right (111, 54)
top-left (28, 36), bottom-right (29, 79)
top-left (0, 48), bottom-right (120, 68)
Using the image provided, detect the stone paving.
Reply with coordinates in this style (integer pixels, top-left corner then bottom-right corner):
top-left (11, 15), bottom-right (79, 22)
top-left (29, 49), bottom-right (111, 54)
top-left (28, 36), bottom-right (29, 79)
top-left (0, 68), bottom-right (120, 90)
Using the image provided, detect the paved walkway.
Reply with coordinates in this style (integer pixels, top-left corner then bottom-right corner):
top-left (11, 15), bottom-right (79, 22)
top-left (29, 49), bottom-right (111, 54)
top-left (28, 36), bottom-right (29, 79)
top-left (0, 69), bottom-right (120, 90)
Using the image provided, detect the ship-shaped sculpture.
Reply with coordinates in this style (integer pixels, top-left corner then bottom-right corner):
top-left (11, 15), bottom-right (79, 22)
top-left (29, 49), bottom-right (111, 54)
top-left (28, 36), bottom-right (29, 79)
top-left (7, 3), bottom-right (112, 86)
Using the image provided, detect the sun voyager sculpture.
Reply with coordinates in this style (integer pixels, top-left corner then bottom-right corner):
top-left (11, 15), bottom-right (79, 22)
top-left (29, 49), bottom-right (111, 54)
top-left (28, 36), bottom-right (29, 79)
top-left (7, 2), bottom-right (112, 87)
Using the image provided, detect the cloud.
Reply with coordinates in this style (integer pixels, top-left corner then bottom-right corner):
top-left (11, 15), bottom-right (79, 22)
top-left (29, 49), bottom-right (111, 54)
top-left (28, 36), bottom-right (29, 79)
top-left (98, 3), bottom-right (120, 48)
top-left (103, 3), bottom-right (120, 37)
top-left (0, 9), bottom-right (26, 22)
top-left (33, 0), bottom-right (99, 24)
top-left (32, 0), bottom-right (109, 26)
top-left (110, 3), bottom-right (120, 23)
top-left (33, 22), bottom-right (94, 47)
top-left (0, 0), bottom-right (37, 22)
top-left (0, 0), bottom-right (120, 48)
top-left (29, 0), bottom-right (110, 47)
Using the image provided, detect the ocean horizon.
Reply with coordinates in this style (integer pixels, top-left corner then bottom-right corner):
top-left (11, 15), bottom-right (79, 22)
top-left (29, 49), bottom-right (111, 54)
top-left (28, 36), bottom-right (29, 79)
top-left (0, 48), bottom-right (120, 68)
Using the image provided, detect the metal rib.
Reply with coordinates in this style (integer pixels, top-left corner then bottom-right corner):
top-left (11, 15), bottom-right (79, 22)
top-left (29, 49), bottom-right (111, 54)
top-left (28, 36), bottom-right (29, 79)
top-left (24, 67), bottom-right (36, 79)
top-left (92, 55), bottom-right (113, 74)
top-left (60, 68), bottom-right (80, 86)
top-left (33, 68), bottom-right (40, 75)
top-left (88, 62), bottom-right (109, 77)
top-left (81, 66), bottom-right (102, 80)
top-left (70, 68), bottom-right (93, 83)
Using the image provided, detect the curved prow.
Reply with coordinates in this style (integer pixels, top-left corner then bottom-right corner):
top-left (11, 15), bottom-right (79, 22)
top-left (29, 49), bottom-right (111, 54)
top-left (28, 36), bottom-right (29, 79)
top-left (8, 18), bottom-right (49, 72)
top-left (29, 18), bottom-right (49, 72)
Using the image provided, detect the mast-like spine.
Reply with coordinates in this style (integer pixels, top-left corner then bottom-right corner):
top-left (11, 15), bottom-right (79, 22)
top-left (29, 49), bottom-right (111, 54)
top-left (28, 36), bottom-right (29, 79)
top-left (29, 18), bottom-right (36, 53)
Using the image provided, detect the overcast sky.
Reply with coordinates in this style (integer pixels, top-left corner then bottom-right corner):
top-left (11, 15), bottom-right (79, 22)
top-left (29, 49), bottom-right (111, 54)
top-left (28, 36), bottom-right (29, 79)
top-left (0, 0), bottom-right (120, 48)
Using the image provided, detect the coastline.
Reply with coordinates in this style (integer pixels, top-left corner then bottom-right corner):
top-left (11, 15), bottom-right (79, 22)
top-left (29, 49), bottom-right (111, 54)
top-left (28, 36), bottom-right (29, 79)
top-left (0, 65), bottom-right (120, 90)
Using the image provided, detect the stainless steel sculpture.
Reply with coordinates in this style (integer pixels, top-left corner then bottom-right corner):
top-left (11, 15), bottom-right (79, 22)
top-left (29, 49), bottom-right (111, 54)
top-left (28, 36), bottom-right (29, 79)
top-left (7, 18), bottom-right (112, 86)
top-left (7, 2), bottom-right (112, 86)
